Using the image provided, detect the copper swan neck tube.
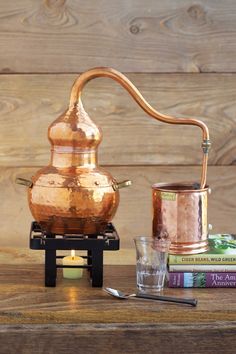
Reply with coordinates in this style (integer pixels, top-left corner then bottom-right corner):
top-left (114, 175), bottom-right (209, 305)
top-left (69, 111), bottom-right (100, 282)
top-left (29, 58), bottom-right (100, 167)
top-left (69, 67), bottom-right (210, 188)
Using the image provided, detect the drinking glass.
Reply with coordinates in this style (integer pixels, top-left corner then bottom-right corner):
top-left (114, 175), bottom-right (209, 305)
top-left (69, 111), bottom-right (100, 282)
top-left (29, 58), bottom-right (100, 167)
top-left (134, 237), bottom-right (171, 292)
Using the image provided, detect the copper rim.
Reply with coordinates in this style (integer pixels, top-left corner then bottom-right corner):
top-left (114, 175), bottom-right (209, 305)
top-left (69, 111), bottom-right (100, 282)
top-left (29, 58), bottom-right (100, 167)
top-left (169, 240), bottom-right (209, 255)
top-left (152, 182), bottom-right (209, 193)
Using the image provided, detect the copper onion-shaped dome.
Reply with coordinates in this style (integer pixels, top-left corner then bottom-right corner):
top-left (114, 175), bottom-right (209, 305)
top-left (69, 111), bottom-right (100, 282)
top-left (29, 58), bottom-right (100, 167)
top-left (48, 104), bottom-right (102, 151)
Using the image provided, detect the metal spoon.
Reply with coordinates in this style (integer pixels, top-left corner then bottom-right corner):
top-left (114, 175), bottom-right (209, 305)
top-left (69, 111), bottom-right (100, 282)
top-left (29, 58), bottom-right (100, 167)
top-left (104, 287), bottom-right (197, 307)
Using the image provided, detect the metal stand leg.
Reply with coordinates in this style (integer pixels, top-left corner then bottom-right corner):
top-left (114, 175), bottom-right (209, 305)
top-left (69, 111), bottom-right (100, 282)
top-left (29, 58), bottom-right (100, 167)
top-left (91, 249), bottom-right (103, 287)
top-left (45, 249), bottom-right (57, 287)
top-left (87, 250), bottom-right (92, 279)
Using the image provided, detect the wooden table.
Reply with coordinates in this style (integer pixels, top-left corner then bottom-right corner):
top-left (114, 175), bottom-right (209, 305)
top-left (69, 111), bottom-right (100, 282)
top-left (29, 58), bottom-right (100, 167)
top-left (0, 265), bottom-right (235, 354)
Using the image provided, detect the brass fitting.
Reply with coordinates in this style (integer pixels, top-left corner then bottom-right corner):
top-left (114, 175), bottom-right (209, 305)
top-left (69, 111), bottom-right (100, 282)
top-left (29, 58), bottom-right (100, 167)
top-left (113, 180), bottom-right (132, 191)
top-left (15, 178), bottom-right (33, 188)
top-left (202, 139), bottom-right (211, 154)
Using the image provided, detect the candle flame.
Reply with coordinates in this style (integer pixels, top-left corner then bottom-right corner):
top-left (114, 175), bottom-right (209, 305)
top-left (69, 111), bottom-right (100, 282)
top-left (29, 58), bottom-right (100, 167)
top-left (71, 249), bottom-right (75, 260)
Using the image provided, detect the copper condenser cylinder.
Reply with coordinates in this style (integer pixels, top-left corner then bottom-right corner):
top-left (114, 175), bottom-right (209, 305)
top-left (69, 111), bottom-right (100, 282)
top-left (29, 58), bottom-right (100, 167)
top-left (152, 183), bottom-right (210, 254)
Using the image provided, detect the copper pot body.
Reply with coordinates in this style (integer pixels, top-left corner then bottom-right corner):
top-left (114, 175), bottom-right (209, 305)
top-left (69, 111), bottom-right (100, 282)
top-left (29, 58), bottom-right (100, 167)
top-left (29, 174), bottom-right (119, 235)
top-left (152, 183), bottom-right (209, 254)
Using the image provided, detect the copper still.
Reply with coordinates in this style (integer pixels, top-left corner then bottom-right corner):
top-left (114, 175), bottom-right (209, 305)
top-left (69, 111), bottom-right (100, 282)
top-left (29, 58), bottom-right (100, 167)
top-left (17, 67), bottom-right (211, 250)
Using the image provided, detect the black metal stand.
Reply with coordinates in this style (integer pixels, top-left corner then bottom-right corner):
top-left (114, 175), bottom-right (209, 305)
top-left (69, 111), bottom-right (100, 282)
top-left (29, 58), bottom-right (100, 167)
top-left (30, 221), bottom-right (120, 287)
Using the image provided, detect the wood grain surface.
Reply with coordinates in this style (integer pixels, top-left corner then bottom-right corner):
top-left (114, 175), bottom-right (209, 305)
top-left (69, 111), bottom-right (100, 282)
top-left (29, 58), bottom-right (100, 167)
top-left (1, 165), bottom-right (235, 250)
top-left (0, 247), bottom-right (136, 265)
top-left (0, 0), bottom-right (236, 73)
top-left (0, 73), bottom-right (236, 166)
top-left (0, 265), bottom-right (235, 354)
top-left (1, 323), bottom-right (236, 354)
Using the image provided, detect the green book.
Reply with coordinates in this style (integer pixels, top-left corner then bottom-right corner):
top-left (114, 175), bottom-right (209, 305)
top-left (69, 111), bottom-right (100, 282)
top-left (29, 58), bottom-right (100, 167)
top-left (169, 234), bottom-right (236, 265)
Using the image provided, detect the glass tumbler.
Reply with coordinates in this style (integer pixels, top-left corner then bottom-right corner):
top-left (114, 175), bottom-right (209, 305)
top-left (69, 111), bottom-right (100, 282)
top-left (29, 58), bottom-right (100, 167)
top-left (134, 237), bottom-right (171, 292)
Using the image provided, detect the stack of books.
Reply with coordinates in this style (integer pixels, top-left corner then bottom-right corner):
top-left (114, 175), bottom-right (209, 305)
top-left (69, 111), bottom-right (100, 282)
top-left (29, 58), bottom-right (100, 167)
top-left (168, 234), bottom-right (236, 288)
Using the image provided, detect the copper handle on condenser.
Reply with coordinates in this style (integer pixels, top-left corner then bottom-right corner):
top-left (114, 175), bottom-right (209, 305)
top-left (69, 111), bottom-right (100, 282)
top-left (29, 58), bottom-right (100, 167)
top-left (69, 67), bottom-right (211, 188)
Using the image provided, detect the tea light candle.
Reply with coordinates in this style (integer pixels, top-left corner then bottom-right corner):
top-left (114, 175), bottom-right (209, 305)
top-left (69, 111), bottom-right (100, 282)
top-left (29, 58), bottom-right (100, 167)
top-left (63, 250), bottom-right (84, 279)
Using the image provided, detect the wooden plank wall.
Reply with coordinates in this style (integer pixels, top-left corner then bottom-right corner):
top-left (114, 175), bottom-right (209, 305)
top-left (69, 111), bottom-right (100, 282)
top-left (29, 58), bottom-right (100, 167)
top-left (0, 0), bottom-right (236, 262)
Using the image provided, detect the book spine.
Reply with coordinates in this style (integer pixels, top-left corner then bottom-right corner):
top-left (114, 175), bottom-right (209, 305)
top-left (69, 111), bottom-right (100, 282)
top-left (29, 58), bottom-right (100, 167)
top-left (168, 272), bottom-right (236, 288)
top-left (168, 254), bottom-right (236, 265)
top-left (168, 264), bottom-right (236, 272)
